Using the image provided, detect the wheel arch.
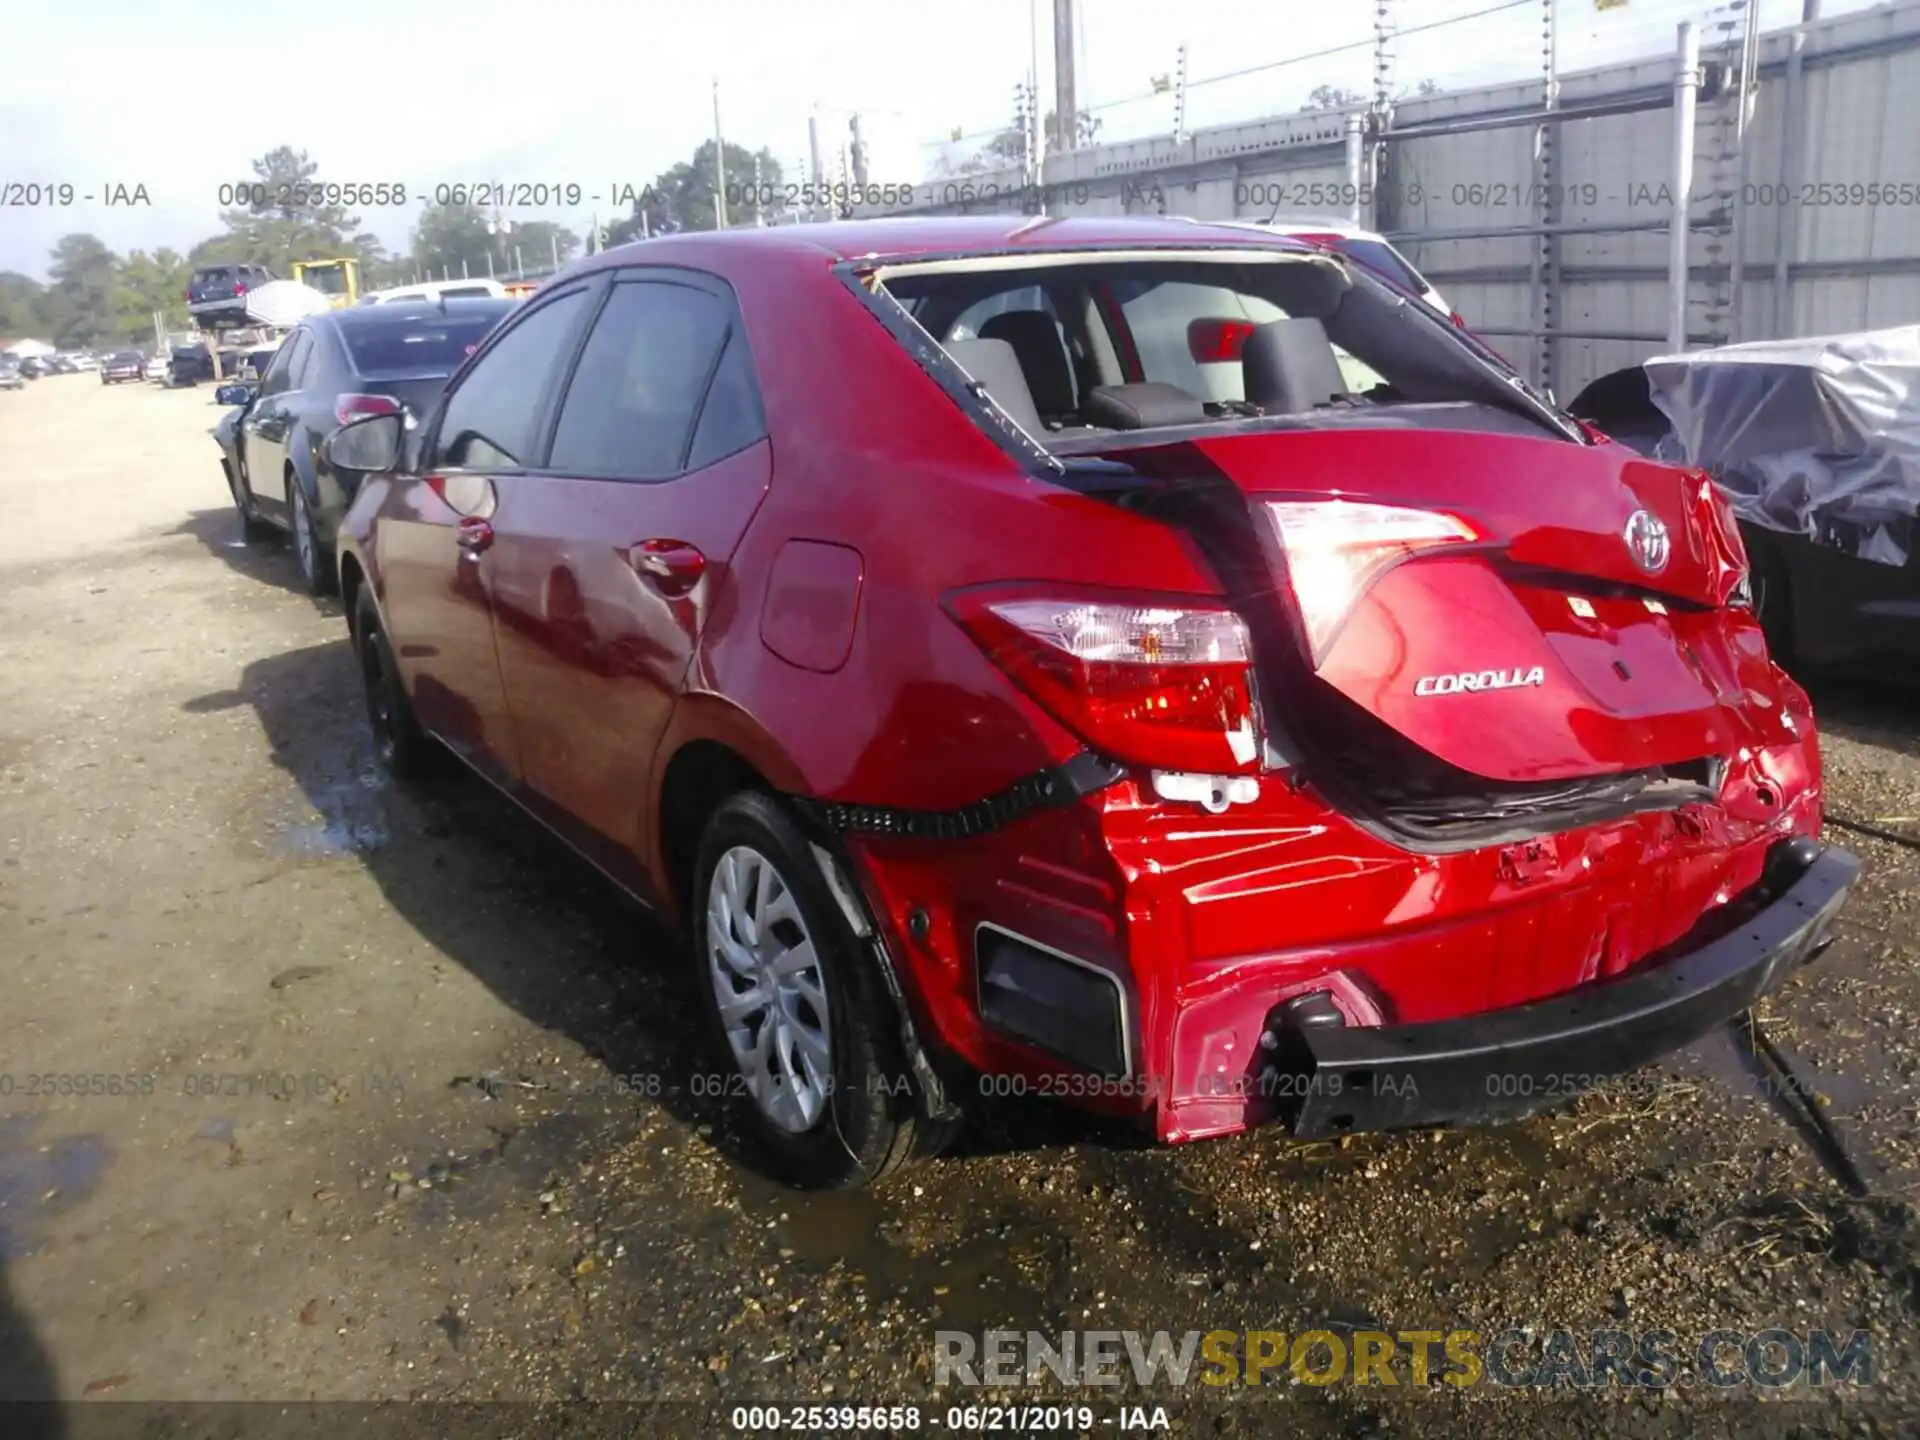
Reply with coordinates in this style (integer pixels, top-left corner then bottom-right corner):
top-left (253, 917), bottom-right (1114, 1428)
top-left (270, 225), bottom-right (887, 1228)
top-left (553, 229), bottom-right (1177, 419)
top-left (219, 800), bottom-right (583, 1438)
top-left (649, 696), bottom-right (814, 928)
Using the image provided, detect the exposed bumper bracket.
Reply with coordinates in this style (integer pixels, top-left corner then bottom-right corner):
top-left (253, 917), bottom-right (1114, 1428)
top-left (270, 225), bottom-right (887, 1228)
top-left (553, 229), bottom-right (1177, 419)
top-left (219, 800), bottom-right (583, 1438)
top-left (1268, 840), bottom-right (1860, 1138)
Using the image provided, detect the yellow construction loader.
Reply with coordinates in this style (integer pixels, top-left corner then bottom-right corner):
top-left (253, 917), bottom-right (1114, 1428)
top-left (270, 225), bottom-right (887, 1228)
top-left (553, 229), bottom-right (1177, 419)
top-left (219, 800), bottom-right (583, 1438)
top-left (290, 258), bottom-right (362, 308)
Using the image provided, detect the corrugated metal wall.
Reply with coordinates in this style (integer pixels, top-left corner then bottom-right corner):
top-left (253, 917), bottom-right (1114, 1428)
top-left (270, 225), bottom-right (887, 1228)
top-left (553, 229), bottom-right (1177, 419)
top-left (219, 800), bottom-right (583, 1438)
top-left (854, 0), bottom-right (1920, 402)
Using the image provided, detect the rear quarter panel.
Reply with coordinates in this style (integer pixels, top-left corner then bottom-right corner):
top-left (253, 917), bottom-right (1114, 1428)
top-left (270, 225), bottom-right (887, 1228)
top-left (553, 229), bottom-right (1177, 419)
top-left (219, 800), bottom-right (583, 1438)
top-left (651, 246), bottom-right (1231, 833)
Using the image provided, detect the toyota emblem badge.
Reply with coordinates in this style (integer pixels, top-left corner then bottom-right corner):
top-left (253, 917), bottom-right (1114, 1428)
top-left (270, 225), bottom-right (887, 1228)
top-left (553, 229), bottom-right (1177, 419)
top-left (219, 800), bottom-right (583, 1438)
top-left (1623, 509), bottom-right (1671, 574)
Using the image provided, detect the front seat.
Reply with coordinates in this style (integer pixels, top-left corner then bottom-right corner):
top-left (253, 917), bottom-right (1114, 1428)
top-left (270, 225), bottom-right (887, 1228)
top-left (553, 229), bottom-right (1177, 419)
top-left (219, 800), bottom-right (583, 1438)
top-left (979, 312), bottom-right (1078, 427)
top-left (1243, 317), bottom-right (1350, 414)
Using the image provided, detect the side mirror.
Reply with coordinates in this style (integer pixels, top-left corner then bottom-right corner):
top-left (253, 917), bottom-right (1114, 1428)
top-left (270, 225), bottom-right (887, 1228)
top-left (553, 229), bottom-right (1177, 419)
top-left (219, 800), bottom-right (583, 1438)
top-left (325, 412), bottom-right (404, 474)
top-left (214, 382), bottom-right (254, 406)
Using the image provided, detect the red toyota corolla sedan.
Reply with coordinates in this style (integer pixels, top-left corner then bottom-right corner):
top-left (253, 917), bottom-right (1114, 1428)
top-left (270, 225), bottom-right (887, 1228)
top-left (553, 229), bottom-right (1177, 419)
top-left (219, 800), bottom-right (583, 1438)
top-left (325, 215), bottom-right (1858, 1188)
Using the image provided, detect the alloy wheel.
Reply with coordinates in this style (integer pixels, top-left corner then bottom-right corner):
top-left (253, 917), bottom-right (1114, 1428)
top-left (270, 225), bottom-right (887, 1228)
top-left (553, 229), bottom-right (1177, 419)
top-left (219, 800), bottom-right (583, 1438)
top-left (705, 844), bottom-right (834, 1134)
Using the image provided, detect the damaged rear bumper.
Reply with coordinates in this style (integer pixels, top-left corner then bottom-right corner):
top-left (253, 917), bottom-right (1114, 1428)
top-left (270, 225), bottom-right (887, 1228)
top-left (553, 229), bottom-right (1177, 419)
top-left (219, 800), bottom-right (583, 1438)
top-left (1269, 839), bottom-right (1860, 1138)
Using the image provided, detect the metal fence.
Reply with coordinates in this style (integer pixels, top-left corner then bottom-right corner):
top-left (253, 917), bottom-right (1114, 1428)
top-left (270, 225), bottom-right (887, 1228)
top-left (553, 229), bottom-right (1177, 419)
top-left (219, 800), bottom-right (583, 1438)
top-left (851, 0), bottom-right (1920, 402)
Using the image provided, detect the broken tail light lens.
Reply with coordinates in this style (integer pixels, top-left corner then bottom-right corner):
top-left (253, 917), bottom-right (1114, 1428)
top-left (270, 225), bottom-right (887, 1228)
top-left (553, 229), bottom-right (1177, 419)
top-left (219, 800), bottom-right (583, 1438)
top-left (335, 392), bottom-right (402, 428)
top-left (1265, 500), bottom-right (1480, 665)
top-left (950, 591), bottom-right (1261, 774)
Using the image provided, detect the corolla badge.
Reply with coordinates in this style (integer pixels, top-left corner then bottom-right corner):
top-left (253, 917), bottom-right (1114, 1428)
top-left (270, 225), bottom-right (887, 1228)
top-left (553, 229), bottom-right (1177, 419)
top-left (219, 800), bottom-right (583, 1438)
top-left (1414, 667), bottom-right (1546, 696)
top-left (1624, 508), bottom-right (1671, 573)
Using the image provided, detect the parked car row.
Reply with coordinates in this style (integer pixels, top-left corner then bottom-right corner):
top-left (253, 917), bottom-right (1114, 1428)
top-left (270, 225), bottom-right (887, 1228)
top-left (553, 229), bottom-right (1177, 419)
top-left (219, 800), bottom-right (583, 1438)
top-left (213, 216), bottom-right (1858, 1191)
top-left (211, 298), bottom-right (516, 592)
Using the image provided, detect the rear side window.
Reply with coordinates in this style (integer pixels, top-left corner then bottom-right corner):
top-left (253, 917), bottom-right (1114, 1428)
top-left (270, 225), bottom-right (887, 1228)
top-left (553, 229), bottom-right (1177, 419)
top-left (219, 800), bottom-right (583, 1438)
top-left (685, 332), bottom-right (766, 470)
top-left (433, 289), bottom-right (591, 471)
top-left (547, 281), bottom-right (733, 479)
top-left (259, 331), bottom-right (308, 394)
top-left (344, 314), bottom-right (506, 373)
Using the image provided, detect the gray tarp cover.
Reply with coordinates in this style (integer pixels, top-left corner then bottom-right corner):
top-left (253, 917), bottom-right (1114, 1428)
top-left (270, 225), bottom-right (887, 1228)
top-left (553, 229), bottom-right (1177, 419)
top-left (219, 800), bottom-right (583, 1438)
top-left (1644, 325), bottom-right (1920, 567)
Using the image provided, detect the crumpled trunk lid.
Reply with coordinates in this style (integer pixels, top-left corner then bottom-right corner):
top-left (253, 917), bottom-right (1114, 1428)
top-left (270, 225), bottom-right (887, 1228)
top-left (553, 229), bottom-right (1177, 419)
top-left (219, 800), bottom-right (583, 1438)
top-left (1069, 423), bottom-right (1795, 786)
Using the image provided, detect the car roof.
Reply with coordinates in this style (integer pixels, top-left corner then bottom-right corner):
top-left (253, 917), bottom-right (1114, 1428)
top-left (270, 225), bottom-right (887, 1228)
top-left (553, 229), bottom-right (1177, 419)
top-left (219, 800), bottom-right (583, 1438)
top-left (563, 214), bottom-right (1318, 275)
top-left (312, 297), bottom-right (516, 331)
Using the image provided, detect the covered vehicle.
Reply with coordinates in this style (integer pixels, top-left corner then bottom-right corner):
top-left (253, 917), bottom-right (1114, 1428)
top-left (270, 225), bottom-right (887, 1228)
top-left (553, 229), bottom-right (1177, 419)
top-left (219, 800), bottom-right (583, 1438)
top-left (328, 216), bottom-right (1854, 1188)
top-left (1571, 326), bottom-right (1920, 676)
top-left (215, 298), bottom-right (515, 594)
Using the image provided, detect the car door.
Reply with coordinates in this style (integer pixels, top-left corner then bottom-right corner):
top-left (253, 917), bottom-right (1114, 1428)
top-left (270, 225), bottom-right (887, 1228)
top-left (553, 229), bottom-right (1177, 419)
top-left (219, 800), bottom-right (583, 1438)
top-left (376, 282), bottom-right (598, 786)
top-left (240, 329), bottom-right (311, 522)
top-left (484, 270), bottom-right (772, 888)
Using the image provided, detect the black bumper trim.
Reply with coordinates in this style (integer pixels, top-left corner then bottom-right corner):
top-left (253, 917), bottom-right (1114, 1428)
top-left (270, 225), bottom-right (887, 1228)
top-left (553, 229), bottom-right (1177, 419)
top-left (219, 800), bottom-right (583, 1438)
top-left (790, 751), bottom-right (1125, 841)
top-left (1272, 844), bottom-right (1860, 1138)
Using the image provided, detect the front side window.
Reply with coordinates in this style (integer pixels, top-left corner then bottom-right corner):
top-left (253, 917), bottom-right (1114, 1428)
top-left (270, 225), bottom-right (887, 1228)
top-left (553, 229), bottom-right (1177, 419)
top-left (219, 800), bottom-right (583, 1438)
top-left (431, 287), bottom-right (590, 471)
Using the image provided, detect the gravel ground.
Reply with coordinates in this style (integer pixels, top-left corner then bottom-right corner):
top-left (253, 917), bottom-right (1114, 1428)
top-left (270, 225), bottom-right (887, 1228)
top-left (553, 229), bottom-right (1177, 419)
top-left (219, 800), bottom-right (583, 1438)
top-left (1, 375), bottom-right (1918, 1438)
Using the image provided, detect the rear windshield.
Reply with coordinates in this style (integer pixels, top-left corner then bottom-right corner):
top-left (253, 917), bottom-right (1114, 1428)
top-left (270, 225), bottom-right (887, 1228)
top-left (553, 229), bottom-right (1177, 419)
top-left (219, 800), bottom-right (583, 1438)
top-left (343, 313), bottom-right (506, 372)
top-left (194, 267), bottom-right (236, 282)
top-left (878, 250), bottom-right (1564, 444)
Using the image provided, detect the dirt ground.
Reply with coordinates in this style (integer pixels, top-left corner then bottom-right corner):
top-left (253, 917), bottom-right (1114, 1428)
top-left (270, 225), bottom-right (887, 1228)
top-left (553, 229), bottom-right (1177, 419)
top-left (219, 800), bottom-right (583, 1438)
top-left (2, 373), bottom-right (1919, 1438)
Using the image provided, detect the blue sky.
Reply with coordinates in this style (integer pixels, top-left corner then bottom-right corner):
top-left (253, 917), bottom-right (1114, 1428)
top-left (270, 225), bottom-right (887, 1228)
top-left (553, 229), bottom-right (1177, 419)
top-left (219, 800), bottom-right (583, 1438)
top-left (0, 0), bottom-right (1873, 280)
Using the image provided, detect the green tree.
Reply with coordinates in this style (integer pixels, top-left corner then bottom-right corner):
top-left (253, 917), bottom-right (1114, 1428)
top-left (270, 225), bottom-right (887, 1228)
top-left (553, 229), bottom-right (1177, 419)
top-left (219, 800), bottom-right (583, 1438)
top-left (43, 233), bottom-right (121, 348)
top-left (0, 271), bottom-right (49, 341)
top-left (607, 141), bottom-right (783, 243)
top-left (113, 247), bottom-right (190, 341)
top-left (513, 221), bottom-right (580, 272)
top-left (206, 145), bottom-right (366, 275)
top-left (408, 200), bottom-right (497, 280)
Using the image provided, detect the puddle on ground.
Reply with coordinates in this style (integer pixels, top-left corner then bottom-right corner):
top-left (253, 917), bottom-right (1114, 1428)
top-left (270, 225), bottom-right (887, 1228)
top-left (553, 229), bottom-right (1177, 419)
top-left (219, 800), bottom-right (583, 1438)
top-left (0, 1114), bottom-right (108, 1260)
top-left (269, 763), bottom-right (391, 858)
top-left (731, 1170), bottom-right (1060, 1332)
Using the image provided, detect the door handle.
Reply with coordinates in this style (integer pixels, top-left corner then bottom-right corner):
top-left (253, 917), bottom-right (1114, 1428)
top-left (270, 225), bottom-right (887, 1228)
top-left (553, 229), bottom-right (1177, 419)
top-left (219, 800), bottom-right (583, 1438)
top-left (628, 538), bottom-right (706, 597)
top-left (456, 516), bottom-right (494, 555)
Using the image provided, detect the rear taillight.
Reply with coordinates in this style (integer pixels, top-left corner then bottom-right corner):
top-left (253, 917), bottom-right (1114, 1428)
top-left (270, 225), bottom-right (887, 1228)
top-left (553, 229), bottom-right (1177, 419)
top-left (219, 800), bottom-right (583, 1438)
top-left (1188, 317), bottom-right (1257, 364)
top-left (235, 282), bottom-right (248, 296)
top-left (950, 590), bottom-right (1261, 774)
top-left (335, 393), bottom-right (401, 427)
top-left (1265, 500), bottom-right (1480, 664)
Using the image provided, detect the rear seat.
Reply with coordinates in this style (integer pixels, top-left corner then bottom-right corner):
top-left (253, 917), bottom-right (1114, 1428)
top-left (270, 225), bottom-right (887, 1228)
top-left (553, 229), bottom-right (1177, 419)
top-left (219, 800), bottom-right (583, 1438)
top-left (945, 338), bottom-right (1046, 434)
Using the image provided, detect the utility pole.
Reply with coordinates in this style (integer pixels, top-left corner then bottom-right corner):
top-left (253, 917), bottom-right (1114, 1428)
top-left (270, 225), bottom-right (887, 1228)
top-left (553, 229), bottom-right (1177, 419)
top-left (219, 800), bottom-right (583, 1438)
top-left (712, 79), bottom-right (730, 229)
top-left (550, 231), bottom-right (559, 270)
top-left (753, 152), bottom-right (765, 226)
top-left (808, 109), bottom-right (827, 222)
top-left (1053, 0), bottom-right (1077, 151)
top-left (1172, 43), bottom-right (1189, 145)
top-left (1668, 22), bottom-right (1702, 354)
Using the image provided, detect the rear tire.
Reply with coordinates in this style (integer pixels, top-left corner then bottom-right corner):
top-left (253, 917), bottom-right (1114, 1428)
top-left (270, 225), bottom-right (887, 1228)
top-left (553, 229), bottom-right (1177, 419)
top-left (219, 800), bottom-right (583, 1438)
top-left (691, 791), bottom-right (940, 1190)
top-left (354, 587), bottom-right (434, 781)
